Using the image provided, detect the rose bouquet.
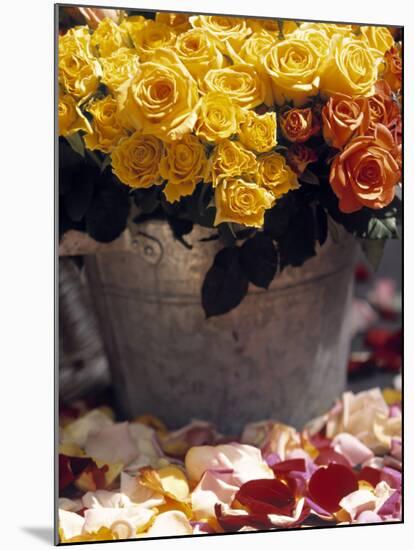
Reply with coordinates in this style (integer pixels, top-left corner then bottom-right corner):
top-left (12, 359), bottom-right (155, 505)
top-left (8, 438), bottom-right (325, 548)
top-left (58, 10), bottom-right (402, 317)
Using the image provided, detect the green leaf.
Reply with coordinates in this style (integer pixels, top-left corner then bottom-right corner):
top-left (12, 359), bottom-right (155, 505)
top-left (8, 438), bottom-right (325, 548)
top-left (100, 155), bottom-right (112, 174)
top-left (320, 186), bottom-right (401, 240)
top-left (366, 216), bottom-right (399, 239)
top-left (240, 233), bottom-right (279, 289)
top-left (201, 247), bottom-right (249, 318)
top-left (278, 200), bottom-right (316, 268)
top-left (314, 204), bottom-right (328, 246)
top-left (264, 192), bottom-right (298, 240)
top-left (134, 186), bottom-right (162, 215)
top-left (358, 239), bottom-right (386, 271)
top-left (85, 176), bottom-right (130, 243)
top-left (65, 133), bottom-right (85, 158)
top-left (64, 164), bottom-right (96, 222)
top-left (167, 217), bottom-right (194, 249)
top-left (300, 169), bottom-right (320, 186)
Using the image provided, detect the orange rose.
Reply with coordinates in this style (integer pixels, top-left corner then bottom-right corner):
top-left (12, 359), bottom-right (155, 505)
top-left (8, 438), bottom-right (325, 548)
top-left (286, 144), bottom-right (318, 175)
top-left (366, 80), bottom-right (400, 131)
top-left (322, 94), bottom-right (370, 149)
top-left (280, 108), bottom-right (320, 143)
top-left (329, 124), bottom-right (400, 213)
top-left (383, 47), bottom-right (402, 92)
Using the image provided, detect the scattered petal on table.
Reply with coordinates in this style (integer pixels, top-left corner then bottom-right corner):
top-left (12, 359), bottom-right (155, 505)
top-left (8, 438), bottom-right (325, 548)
top-left (185, 443), bottom-right (274, 484)
top-left (59, 509), bottom-right (85, 540)
top-left (85, 422), bottom-right (138, 465)
top-left (140, 511), bottom-right (193, 537)
top-left (331, 433), bottom-right (374, 466)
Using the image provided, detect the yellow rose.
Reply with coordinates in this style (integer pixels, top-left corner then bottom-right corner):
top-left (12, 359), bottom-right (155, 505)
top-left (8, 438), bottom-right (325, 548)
top-left (84, 96), bottom-right (128, 153)
top-left (249, 18), bottom-right (298, 36)
top-left (239, 31), bottom-right (276, 65)
top-left (174, 29), bottom-right (223, 83)
top-left (155, 12), bottom-right (191, 34)
top-left (159, 134), bottom-right (209, 203)
top-left (194, 92), bottom-right (240, 142)
top-left (189, 15), bottom-right (251, 52)
top-left (238, 111), bottom-right (277, 153)
top-left (100, 47), bottom-right (140, 94)
top-left (291, 27), bottom-right (331, 57)
top-left (210, 140), bottom-right (257, 187)
top-left (58, 26), bottom-right (93, 57)
top-left (58, 93), bottom-right (92, 137)
top-left (90, 17), bottom-right (129, 57)
top-left (118, 49), bottom-right (199, 142)
top-left (319, 35), bottom-right (378, 97)
top-left (264, 38), bottom-right (322, 106)
top-left (203, 64), bottom-right (266, 109)
top-left (298, 22), bottom-right (354, 38)
top-left (128, 19), bottom-right (176, 59)
top-left (256, 153), bottom-right (299, 200)
top-left (359, 26), bottom-right (394, 59)
top-left (111, 131), bottom-right (163, 189)
top-left (214, 177), bottom-right (274, 228)
top-left (59, 30), bottom-right (102, 100)
top-left (120, 15), bottom-right (146, 43)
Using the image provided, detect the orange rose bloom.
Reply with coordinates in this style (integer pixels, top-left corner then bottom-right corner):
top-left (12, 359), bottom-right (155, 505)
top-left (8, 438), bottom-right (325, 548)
top-left (280, 108), bottom-right (320, 143)
top-left (286, 144), bottom-right (318, 175)
top-left (322, 94), bottom-right (370, 149)
top-left (383, 47), bottom-right (402, 92)
top-left (366, 80), bottom-right (400, 130)
top-left (329, 124), bottom-right (400, 213)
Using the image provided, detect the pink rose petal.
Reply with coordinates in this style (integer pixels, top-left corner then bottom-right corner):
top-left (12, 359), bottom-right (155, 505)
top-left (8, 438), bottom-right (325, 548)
top-left (332, 433), bottom-right (374, 466)
top-left (85, 422), bottom-right (138, 465)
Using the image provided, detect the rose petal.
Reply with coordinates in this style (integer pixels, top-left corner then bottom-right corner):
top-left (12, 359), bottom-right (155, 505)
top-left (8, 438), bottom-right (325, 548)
top-left (120, 472), bottom-right (164, 508)
top-left (85, 423), bottom-right (138, 466)
top-left (82, 490), bottom-right (132, 509)
top-left (332, 433), bottom-right (374, 466)
top-left (236, 478), bottom-right (295, 516)
top-left (191, 470), bottom-right (239, 520)
top-left (83, 507), bottom-right (154, 537)
top-left (185, 443), bottom-right (273, 484)
top-left (308, 463), bottom-right (359, 514)
top-left (339, 489), bottom-right (376, 520)
top-left (141, 511), bottom-right (193, 537)
top-left (315, 449), bottom-right (352, 469)
top-left (356, 510), bottom-right (382, 523)
top-left (59, 509), bottom-right (85, 540)
top-left (61, 410), bottom-right (113, 448)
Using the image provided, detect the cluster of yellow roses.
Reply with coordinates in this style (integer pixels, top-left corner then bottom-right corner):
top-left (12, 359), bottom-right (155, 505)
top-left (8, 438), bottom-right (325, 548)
top-left (58, 13), bottom-right (400, 228)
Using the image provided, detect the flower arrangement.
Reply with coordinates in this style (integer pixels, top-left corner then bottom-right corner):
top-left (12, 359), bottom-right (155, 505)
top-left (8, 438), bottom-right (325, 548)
top-left (58, 10), bottom-right (402, 317)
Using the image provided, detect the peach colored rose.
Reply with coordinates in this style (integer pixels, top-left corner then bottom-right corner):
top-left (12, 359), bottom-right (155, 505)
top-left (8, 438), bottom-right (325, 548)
top-left (383, 47), bottom-right (402, 92)
top-left (280, 107), bottom-right (320, 143)
top-left (286, 144), bottom-right (318, 175)
top-left (329, 124), bottom-right (400, 213)
top-left (366, 81), bottom-right (400, 131)
top-left (322, 94), bottom-right (370, 149)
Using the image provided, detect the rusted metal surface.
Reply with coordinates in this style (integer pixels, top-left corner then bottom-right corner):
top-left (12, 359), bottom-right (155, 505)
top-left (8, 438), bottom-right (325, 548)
top-left (84, 221), bottom-right (357, 434)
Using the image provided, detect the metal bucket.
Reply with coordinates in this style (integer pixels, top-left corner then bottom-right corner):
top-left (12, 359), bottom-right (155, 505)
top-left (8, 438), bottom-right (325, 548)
top-left (84, 221), bottom-right (357, 434)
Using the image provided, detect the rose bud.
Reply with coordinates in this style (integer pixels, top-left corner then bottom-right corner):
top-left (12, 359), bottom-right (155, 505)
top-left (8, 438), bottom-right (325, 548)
top-left (280, 107), bottom-right (320, 143)
top-left (286, 144), bottom-right (318, 175)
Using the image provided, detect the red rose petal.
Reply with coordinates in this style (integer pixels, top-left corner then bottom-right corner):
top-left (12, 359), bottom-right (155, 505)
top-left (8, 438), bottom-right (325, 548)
top-left (308, 463), bottom-right (358, 514)
top-left (358, 466), bottom-right (381, 488)
top-left (215, 503), bottom-right (273, 531)
top-left (272, 459), bottom-right (306, 475)
top-left (236, 478), bottom-right (295, 516)
top-left (315, 449), bottom-right (352, 469)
